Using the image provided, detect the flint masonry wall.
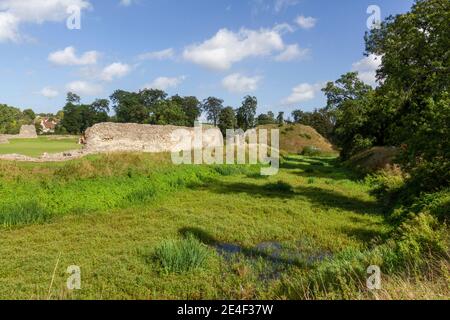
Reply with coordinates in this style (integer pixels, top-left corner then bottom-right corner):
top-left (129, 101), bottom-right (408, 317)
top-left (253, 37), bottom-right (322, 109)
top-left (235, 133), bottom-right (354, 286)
top-left (18, 125), bottom-right (38, 138)
top-left (84, 123), bottom-right (223, 153)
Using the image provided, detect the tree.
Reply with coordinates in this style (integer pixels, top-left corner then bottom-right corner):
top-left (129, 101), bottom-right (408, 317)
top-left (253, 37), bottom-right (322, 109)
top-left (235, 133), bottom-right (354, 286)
top-left (66, 92), bottom-right (81, 104)
top-left (364, 0), bottom-right (450, 192)
top-left (171, 95), bottom-right (202, 126)
top-left (257, 111), bottom-right (276, 125)
top-left (0, 104), bottom-right (24, 134)
top-left (22, 109), bottom-right (36, 123)
top-left (292, 108), bottom-right (335, 140)
top-left (60, 93), bottom-right (111, 134)
top-left (202, 97), bottom-right (223, 126)
top-left (91, 99), bottom-right (110, 114)
top-left (60, 101), bottom-right (82, 134)
top-left (236, 96), bottom-right (257, 131)
top-left (218, 107), bottom-right (237, 136)
top-left (322, 72), bottom-right (374, 159)
top-left (277, 112), bottom-right (285, 126)
top-left (150, 100), bottom-right (187, 126)
top-left (110, 90), bottom-right (148, 124)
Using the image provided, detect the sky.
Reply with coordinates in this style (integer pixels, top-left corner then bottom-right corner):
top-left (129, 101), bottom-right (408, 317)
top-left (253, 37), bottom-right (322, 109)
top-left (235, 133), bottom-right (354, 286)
top-left (0, 0), bottom-right (414, 116)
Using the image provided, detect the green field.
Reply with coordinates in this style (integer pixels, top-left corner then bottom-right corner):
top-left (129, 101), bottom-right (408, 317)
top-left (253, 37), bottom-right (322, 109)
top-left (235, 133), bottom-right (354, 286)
top-left (0, 136), bottom-right (80, 157)
top-left (0, 153), bottom-right (382, 299)
top-left (0, 153), bottom-right (446, 300)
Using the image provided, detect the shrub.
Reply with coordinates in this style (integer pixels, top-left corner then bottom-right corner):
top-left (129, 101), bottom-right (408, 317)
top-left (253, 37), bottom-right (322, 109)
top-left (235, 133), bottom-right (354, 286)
top-left (366, 169), bottom-right (405, 210)
top-left (410, 189), bottom-right (450, 222)
top-left (299, 133), bottom-right (312, 140)
top-left (153, 236), bottom-right (211, 274)
top-left (395, 213), bottom-right (448, 265)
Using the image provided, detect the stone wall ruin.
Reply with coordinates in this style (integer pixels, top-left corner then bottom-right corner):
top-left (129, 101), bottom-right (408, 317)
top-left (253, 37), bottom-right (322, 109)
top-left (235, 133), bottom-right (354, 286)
top-left (84, 122), bottom-right (223, 154)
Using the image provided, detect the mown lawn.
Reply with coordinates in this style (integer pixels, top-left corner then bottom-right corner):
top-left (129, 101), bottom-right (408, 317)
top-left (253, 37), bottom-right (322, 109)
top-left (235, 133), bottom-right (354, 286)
top-left (0, 136), bottom-right (80, 157)
top-left (0, 153), bottom-right (391, 299)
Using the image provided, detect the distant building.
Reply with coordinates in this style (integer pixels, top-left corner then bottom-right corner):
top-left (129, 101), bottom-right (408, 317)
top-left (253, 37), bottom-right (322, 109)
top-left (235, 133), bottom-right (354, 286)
top-left (40, 117), bottom-right (58, 134)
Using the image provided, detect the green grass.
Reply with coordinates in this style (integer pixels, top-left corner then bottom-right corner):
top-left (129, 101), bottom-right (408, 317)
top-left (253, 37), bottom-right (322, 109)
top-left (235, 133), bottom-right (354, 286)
top-left (0, 152), bottom-right (446, 300)
top-left (0, 136), bottom-right (80, 157)
top-left (153, 236), bottom-right (212, 275)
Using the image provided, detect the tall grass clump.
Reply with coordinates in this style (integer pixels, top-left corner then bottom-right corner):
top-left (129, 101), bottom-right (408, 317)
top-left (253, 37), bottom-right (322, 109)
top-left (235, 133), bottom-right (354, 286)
top-left (0, 201), bottom-right (52, 228)
top-left (153, 236), bottom-right (212, 274)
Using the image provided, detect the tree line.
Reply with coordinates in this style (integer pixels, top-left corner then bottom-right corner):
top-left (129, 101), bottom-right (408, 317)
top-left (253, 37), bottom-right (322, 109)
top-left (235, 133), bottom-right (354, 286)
top-left (291, 0), bottom-right (449, 198)
top-left (0, 104), bottom-right (36, 134)
top-left (56, 90), bottom-right (287, 136)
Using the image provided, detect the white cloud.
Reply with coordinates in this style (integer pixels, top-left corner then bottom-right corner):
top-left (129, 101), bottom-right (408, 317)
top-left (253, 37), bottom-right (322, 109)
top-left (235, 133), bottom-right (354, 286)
top-left (144, 76), bottom-right (186, 91)
top-left (274, 0), bottom-right (299, 12)
top-left (282, 83), bottom-right (322, 105)
top-left (99, 62), bottom-right (131, 81)
top-left (275, 44), bottom-right (309, 62)
top-left (0, 12), bottom-right (19, 42)
top-left (222, 73), bottom-right (261, 93)
top-left (0, 0), bottom-right (91, 42)
top-left (38, 87), bottom-right (59, 99)
top-left (66, 81), bottom-right (102, 96)
top-left (138, 48), bottom-right (175, 61)
top-left (48, 46), bottom-right (99, 66)
top-left (273, 22), bottom-right (294, 34)
top-left (295, 15), bottom-right (317, 29)
top-left (183, 27), bottom-right (285, 71)
top-left (352, 54), bottom-right (382, 86)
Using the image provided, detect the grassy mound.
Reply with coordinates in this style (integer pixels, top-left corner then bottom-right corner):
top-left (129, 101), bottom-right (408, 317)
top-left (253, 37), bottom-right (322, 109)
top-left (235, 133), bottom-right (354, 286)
top-left (258, 124), bottom-right (336, 155)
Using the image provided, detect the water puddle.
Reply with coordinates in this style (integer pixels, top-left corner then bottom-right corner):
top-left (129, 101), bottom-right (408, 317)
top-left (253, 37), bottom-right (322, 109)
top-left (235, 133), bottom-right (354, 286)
top-left (214, 240), bottom-right (332, 266)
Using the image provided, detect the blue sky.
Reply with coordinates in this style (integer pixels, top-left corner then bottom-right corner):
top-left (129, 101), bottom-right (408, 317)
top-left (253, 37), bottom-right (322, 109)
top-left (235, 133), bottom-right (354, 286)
top-left (0, 0), bottom-right (414, 116)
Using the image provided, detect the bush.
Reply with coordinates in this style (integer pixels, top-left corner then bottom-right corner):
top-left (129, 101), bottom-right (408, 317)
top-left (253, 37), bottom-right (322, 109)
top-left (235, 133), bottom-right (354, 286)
top-left (410, 189), bottom-right (450, 222)
top-left (153, 236), bottom-right (211, 274)
top-left (366, 169), bottom-right (405, 209)
top-left (394, 213), bottom-right (448, 266)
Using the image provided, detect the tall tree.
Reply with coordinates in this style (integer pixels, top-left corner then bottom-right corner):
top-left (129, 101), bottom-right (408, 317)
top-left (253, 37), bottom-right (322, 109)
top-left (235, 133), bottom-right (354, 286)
top-left (322, 72), bottom-right (374, 159)
top-left (277, 112), bottom-right (285, 126)
top-left (22, 109), bottom-right (36, 124)
top-left (110, 90), bottom-right (148, 124)
top-left (171, 95), bottom-right (202, 127)
top-left (202, 97), bottom-right (223, 126)
top-left (236, 96), bottom-right (257, 131)
top-left (364, 0), bottom-right (450, 192)
top-left (218, 107), bottom-right (237, 136)
top-left (66, 92), bottom-right (81, 104)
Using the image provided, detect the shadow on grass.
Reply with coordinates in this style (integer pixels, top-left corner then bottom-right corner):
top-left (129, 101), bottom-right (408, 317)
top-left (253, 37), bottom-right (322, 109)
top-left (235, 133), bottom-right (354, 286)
top-left (296, 185), bottom-right (382, 216)
top-left (282, 156), bottom-right (359, 181)
top-left (339, 225), bottom-right (387, 243)
top-left (179, 227), bottom-right (317, 269)
top-left (193, 180), bottom-right (296, 199)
